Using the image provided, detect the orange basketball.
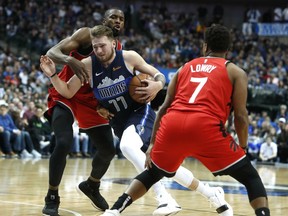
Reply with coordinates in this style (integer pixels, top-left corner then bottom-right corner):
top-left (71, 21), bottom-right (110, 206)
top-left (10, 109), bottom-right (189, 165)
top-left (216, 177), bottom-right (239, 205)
top-left (129, 73), bottom-right (151, 103)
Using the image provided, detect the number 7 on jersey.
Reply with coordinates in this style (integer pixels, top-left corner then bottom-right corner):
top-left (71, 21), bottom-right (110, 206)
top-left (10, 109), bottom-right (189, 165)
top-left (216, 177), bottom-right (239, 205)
top-left (189, 77), bottom-right (208, 103)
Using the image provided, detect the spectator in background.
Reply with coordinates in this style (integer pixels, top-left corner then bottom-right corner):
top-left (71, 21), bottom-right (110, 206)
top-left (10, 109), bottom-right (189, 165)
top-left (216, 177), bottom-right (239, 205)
top-left (0, 122), bottom-right (17, 158)
top-left (9, 107), bottom-right (42, 158)
top-left (276, 122), bottom-right (288, 163)
top-left (0, 100), bottom-right (22, 157)
top-left (28, 105), bottom-right (52, 154)
top-left (247, 128), bottom-right (262, 161)
top-left (242, 7), bottom-right (261, 36)
top-left (23, 101), bottom-right (36, 121)
top-left (70, 121), bottom-right (90, 158)
top-left (277, 117), bottom-right (286, 134)
top-left (276, 104), bottom-right (288, 121)
top-left (258, 136), bottom-right (278, 163)
top-left (257, 110), bottom-right (268, 128)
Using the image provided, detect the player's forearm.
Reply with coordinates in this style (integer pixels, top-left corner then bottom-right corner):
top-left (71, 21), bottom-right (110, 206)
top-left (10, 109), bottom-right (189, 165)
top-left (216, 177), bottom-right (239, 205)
top-left (50, 76), bottom-right (75, 99)
top-left (234, 114), bottom-right (248, 148)
top-left (150, 101), bottom-right (169, 145)
top-left (154, 72), bottom-right (166, 89)
top-left (46, 47), bottom-right (72, 65)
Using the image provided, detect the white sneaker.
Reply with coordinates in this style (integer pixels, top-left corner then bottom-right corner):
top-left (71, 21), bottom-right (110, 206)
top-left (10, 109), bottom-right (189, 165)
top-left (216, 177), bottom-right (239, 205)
top-left (153, 193), bottom-right (182, 216)
top-left (100, 209), bottom-right (120, 216)
top-left (208, 186), bottom-right (233, 216)
top-left (20, 149), bottom-right (33, 158)
top-left (31, 149), bottom-right (42, 158)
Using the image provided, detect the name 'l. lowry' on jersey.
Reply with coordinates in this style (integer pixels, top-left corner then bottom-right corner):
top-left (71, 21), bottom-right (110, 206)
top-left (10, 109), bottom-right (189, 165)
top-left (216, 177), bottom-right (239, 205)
top-left (190, 63), bottom-right (217, 73)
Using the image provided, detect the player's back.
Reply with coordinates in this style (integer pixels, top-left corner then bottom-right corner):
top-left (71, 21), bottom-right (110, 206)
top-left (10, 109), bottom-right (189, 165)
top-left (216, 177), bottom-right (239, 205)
top-left (169, 57), bottom-right (233, 123)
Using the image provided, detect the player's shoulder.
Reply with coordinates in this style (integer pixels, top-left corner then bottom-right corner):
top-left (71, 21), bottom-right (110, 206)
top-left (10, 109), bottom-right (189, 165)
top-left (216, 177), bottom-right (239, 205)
top-left (73, 27), bottom-right (91, 34)
top-left (71, 27), bottom-right (92, 43)
top-left (122, 50), bottom-right (140, 58)
top-left (226, 61), bottom-right (246, 74)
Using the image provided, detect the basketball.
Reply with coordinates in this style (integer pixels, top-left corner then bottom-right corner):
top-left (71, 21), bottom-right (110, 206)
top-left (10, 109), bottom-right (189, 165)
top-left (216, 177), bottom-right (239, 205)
top-left (129, 73), bottom-right (151, 103)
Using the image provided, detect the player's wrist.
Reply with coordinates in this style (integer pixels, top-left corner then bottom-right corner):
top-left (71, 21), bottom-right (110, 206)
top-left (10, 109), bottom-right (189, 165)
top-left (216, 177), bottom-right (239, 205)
top-left (154, 72), bottom-right (166, 89)
top-left (241, 146), bottom-right (247, 150)
top-left (50, 72), bottom-right (57, 78)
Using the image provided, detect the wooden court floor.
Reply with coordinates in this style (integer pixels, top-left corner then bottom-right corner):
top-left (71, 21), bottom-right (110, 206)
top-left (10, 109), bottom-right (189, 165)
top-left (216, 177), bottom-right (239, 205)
top-left (0, 156), bottom-right (287, 216)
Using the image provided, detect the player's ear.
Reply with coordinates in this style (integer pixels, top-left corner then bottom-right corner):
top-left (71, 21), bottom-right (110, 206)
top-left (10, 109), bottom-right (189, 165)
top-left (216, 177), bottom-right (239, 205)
top-left (202, 42), bottom-right (208, 56)
top-left (112, 40), bottom-right (116, 49)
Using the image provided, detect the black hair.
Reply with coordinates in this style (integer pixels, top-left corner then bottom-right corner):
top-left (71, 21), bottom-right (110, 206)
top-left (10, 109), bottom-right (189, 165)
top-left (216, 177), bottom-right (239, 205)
top-left (103, 8), bottom-right (123, 19)
top-left (204, 24), bottom-right (231, 52)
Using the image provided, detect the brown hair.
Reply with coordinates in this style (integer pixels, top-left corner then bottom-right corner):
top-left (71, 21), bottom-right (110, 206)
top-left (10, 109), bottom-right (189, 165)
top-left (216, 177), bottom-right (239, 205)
top-left (90, 25), bottom-right (114, 40)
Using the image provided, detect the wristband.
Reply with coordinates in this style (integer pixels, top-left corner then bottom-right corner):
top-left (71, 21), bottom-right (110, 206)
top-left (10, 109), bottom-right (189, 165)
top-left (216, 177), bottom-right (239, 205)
top-left (50, 72), bottom-right (57, 78)
top-left (153, 72), bottom-right (166, 88)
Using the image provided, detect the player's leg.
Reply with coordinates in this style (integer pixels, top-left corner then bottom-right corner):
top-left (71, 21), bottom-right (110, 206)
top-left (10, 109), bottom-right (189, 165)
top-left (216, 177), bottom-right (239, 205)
top-left (173, 166), bottom-right (233, 216)
top-left (42, 105), bottom-right (74, 216)
top-left (119, 125), bottom-right (181, 216)
top-left (100, 163), bottom-right (166, 216)
top-left (228, 159), bottom-right (270, 216)
top-left (151, 111), bottom-right (233, 216)
top-left (78, 125), bottom-right (115, 211)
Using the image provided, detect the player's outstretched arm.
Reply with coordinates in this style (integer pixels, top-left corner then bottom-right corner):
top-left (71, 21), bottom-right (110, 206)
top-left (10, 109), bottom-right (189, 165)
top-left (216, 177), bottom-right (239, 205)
top-left (228, 63), bottom-right (249, 149)
top-left (46, 27), bottom-right (91, 83)
top-left (40, 55), bottom-right (82, 99)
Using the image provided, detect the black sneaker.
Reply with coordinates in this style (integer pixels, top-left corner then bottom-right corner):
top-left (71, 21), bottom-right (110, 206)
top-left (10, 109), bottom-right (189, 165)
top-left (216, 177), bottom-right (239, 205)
top-left (42, 194), bottom-right (60, 216)
top-left (78, 181), bottom-right (109, 211)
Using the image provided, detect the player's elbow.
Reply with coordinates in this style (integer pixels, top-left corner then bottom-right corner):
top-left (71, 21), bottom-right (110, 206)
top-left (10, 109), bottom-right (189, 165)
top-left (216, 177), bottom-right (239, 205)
top-left (62, 92), bottom-right (74, 99)
top-left (46, 49), bottom-right (54, 58)
top-left (64, 94), bottom-right (74, 99)
top-left (234, 110), bottom-right (248, 128)
top-left (57, 89), bottom-right (74, 99)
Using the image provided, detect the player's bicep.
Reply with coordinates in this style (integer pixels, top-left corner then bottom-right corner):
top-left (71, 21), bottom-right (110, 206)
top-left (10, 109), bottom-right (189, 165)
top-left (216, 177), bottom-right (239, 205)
top-left (125, 51), bottom-right (158, 76)
top-left (231, 68), bottom-right (248, 115)
top-left (162, 69), bottom-right (180, 109)
top-left (66, 75), bottom-right (82, 96)
top-left (56, 38), bottom-right (80, 54)
top-left (51, 28), bottom-right (91, 54)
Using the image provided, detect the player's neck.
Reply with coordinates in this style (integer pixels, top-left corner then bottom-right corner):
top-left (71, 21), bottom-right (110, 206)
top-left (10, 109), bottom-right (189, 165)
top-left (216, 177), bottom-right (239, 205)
top-left (206, 51), bottom-right (226, 58)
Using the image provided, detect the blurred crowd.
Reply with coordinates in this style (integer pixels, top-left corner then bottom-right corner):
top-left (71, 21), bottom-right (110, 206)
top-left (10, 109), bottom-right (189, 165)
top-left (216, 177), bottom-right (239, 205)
top-left (0, 0), bottom-right (288, 163)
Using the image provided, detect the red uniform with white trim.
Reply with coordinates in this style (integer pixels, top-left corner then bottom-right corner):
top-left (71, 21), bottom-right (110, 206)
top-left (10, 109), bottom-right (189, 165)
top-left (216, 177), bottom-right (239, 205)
top-left (46, 41), bottom-right (122, 129)
top-left (151, 57), bottom-right (246, 174)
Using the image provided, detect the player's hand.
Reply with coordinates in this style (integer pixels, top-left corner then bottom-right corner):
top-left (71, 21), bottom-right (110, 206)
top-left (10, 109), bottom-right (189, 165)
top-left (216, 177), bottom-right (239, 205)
top-left (135, 79), bottom-right (161, 103)
top-left (40, 55), bottom-right (56, 77)
top-left (67, 57), bottom-right (89, 84)
top-left (145, 144), bottom-right (153, 169)
top-left (97, 106), bottom-right (114, 120)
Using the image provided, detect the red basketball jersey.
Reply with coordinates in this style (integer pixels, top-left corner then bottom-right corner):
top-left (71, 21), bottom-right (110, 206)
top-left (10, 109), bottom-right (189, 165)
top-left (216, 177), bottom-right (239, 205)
top-left (151, 57), bottom-right (246, 173)
top-left (168, 57), bottom-right (233, 123)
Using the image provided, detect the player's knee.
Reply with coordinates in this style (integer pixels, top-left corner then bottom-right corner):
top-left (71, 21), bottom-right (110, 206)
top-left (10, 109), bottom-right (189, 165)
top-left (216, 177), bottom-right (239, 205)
top-left (119, 141), bottom-right (131, 155)
top-left (98, 145), bottom-right (115, 162)
top-left (232, 163), bottom-right (268, 202)
top-left (135, 167), bottom-right (164, 191)
top-left (174, 166), bottom-right (194, 188)
top-left (55, 133), bottom-right (73, 153)
top-left (247, 177), bottom-right (268, 201)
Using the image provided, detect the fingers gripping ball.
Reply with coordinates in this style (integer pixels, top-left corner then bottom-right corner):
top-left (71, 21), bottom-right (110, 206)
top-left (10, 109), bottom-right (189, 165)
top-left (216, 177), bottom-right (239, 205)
top-left (129, 73), bottom-right (151, 104)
